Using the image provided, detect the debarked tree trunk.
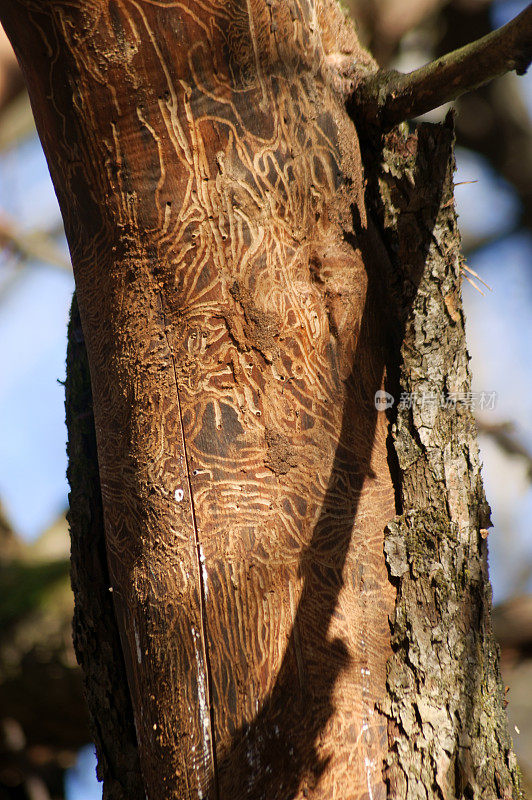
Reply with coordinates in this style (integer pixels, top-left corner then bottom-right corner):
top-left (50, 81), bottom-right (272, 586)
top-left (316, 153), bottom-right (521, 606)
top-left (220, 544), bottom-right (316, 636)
top-left (0, 0), bottom-right (521, 798)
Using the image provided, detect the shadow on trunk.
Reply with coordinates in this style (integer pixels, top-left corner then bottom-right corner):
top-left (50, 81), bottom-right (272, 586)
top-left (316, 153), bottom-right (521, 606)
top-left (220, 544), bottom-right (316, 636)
top-left (210, 123), bottom-right (452, 800)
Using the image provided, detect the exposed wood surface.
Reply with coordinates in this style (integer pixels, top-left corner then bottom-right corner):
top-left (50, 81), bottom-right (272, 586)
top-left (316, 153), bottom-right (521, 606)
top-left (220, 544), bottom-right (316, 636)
top-left (2, 1), bottom-right (396, 797)
top-left (66, 296), bottom-right (144, 800)
top-left (0, 24), bottom-right (24, 112)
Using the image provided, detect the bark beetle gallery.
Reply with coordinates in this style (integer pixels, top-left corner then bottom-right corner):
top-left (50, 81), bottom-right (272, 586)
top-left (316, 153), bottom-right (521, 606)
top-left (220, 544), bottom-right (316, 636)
top-left (1, 1), bottom-right (531, 798)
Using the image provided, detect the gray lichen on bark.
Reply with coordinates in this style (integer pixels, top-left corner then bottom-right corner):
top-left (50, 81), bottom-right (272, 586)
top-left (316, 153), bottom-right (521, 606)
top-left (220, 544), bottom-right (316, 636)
top-left (367, 119), bottom-right (522, 799)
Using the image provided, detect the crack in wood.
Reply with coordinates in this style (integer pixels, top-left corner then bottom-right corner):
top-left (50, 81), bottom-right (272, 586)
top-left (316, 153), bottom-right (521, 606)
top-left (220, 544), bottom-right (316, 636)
top-left (160, 292), bottom-right (220, 800)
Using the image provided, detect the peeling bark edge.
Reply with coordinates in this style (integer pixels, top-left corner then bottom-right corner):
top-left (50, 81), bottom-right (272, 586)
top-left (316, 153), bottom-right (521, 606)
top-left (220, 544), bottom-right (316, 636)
top-left (365, 120), bottom-right (522, 799)
top-left (65, 294), bottom-right (144, 800)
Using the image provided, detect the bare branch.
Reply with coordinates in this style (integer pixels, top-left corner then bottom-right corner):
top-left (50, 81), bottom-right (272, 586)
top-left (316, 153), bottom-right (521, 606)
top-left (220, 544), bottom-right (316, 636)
top-left (351, 3), bottom-right (532, 131)
top-left (0, 214), bottom-right (70, 270)
top-left (476, 419), bottom-right (532, 481)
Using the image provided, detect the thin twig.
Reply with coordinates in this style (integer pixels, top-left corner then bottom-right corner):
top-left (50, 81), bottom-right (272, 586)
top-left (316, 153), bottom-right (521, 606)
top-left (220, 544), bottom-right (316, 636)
top-left (461, 262), bottom-right (492, 292)
top-left (351, 3), bottom-right (532, 131)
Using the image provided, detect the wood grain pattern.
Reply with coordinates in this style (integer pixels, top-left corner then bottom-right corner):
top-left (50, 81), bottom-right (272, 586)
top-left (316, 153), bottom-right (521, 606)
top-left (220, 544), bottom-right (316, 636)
top-left (1, 1), bottom-right (395, 797)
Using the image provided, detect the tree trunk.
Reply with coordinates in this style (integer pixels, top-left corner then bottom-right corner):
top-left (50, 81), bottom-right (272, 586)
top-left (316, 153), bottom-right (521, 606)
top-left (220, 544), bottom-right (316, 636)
top-left (0, 1), bottom-right (521, 798)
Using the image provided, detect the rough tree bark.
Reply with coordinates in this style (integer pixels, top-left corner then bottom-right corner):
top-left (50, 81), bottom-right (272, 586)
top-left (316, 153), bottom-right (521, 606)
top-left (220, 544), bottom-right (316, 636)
top-left (0, 1), bottom-right (525, 798)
